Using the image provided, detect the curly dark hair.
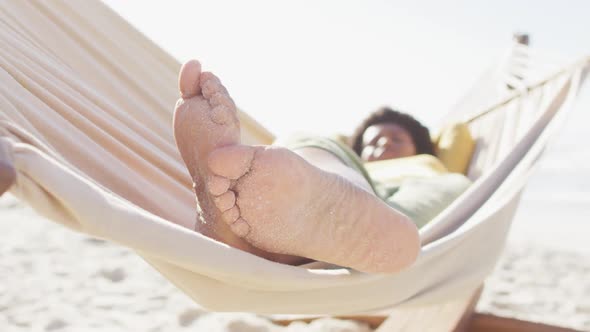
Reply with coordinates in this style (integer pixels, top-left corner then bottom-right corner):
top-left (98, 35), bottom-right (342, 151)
top-left (350, 107), bottom-right (435, 157)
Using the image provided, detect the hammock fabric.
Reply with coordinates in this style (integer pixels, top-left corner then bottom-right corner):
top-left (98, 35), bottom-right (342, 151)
top-left (1, 0), bottom-right (588, 315)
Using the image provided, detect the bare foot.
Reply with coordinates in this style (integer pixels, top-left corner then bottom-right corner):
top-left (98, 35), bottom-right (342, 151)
top-left (208, 144), bottom-right (420, 273)
top-left (174, 60), bottom-right (420, 273)
top-left (173, 60), bottom-right (303, 263)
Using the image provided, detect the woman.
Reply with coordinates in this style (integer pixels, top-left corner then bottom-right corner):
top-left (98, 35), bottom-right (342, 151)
top-left (350, 107), bottom-right (435, 162)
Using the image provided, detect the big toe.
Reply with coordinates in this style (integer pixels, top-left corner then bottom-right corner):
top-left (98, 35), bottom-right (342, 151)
top-left (208, 145), bottom-right (257, 180)
top-left (179, 59), bottom-right (202, 98)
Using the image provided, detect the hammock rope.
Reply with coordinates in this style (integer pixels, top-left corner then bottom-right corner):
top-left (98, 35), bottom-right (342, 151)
top-left (464, 55), bottom-right (590, 124)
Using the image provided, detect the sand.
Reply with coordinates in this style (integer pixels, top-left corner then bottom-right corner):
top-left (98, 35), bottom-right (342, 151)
top-left (1, 190), bottom-right (589, 331)
top-left (477, 245), bottom-right (590, 331)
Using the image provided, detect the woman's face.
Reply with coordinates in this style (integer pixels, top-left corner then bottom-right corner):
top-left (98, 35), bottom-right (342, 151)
top-left (360, 123), bottom-right (417, 162)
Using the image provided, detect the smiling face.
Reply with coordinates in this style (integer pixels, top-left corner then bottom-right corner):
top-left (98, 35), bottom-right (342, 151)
top-left (360, 123), bottom-right (417, 162)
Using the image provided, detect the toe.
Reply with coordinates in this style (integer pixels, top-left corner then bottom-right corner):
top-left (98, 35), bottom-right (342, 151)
top-left (178, 60), bottom-right (202, 98)
top-left (209, 92), bottom-right (236, 109)
top-left (222, 205), bottom-right (240, 224)
top-left (208, 175), bottom-right (231, 196)
top-left (200, 72), bottom-right (225, 99)
top-left (208, 145), bottom-right (256, 180)
top-left (210, 105), bottom-right (234, 125)
top-left (213, 190), bottom-right (236, 212)
top-left (230, 218), bottom-right (251, 237)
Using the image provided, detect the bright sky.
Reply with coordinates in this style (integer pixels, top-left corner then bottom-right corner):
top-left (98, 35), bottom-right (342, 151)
top-left (102, 0), bottom-right (590, 137)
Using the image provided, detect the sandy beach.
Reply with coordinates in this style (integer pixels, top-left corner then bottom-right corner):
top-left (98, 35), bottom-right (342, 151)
top-left (2, 180), bottom-right (589, 332)
top-left (0, 193), bottom-right (373, 332)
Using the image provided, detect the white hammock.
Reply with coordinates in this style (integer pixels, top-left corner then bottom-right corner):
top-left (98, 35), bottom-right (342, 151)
top-left (1, 0), bottom-right (588, 315)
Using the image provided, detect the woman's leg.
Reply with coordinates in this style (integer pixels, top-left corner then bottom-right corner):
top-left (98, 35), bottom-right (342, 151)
top-left (173, 60), bottom-right (419, 274)
top-left (291, 147), bottom-right (373, 193)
